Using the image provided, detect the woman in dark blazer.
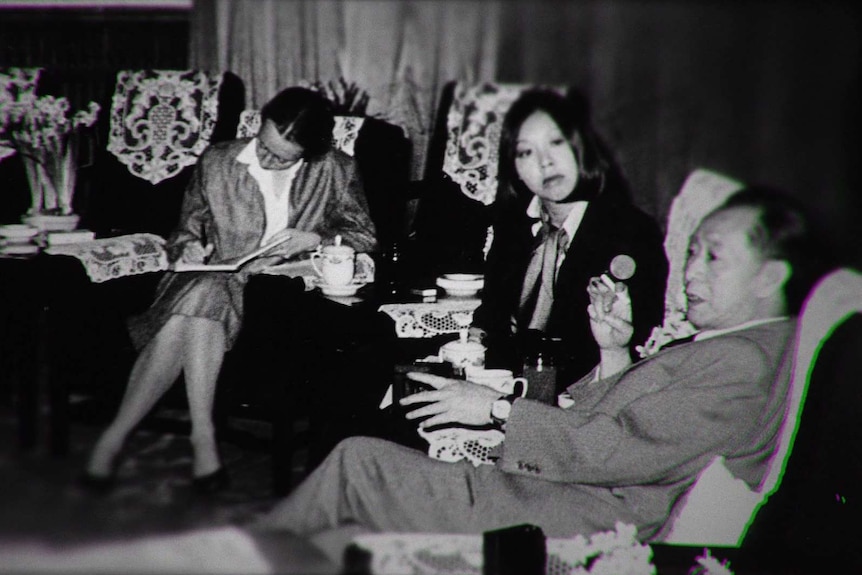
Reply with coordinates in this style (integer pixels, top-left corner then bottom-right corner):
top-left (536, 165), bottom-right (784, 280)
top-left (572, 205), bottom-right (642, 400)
top-left (470, 89), bottom-right (667, 388)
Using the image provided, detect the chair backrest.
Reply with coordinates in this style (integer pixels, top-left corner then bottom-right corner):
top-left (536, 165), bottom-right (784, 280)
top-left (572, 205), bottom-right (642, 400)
top-left (93, 69), bottom-right (244, 237)
top-left (661, 267), bottom-right (862, 546)
top-left (439, 82), bottom-right (563, 206)
top-left (236, 110), bottom-right (365, 157)
top-left (107, 69), bottom-right (225, 185)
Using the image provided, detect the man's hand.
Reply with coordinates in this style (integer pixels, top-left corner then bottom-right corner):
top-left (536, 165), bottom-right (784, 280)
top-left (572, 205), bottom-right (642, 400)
top-left (400, 372), bottom-right (503, 428)
top-left (587, 274), bottom-right (634, 350)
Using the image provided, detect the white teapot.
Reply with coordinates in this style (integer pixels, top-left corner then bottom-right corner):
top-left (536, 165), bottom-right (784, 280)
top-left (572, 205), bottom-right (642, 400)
top-left (439, 330), bottom-right (486, 372)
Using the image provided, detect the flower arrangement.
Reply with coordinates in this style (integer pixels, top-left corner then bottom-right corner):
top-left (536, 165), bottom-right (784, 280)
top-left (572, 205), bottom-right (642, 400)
top-left (1, 82), bottom-right (100, 216)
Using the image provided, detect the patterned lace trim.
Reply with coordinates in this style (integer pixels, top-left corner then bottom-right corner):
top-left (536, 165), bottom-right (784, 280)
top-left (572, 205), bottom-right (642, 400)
top-left (352, 522), bottom-right (655, 575)
top-left (108, 70), bottom-right (222, 184)
top-left (418, 426), bottom-right (504, 467)
top-left (45, 233), bottom-right (168, 283)
top-left (236, 110), bottom-right (365, 157)
top-left (378, 299), bottom-right (481, 338)
top-left (442, 83), bottom-right (564, 205)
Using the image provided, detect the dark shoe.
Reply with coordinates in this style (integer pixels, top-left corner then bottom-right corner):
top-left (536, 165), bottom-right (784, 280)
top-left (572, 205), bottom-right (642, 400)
top-left (76, 471), bottom-right (116, 495)
top-left (192, 467), bottom-right (230, 495)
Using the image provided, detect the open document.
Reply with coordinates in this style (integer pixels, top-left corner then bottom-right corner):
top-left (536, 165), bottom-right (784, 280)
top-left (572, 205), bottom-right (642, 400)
top-left (171, 235), bottom-right (291, 272)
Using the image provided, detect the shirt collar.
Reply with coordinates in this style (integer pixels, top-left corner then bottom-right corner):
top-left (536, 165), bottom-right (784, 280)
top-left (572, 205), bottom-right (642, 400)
top-left (236, 138), bottom-right (258, 166)
top-left (527, 195), bottom-right (589, 241)
top-left (694, 316), bottom-right (790, 342)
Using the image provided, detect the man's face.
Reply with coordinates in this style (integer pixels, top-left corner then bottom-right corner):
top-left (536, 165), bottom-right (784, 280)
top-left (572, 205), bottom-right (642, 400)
top-left (256, 119), bottom-right (304, 170)
top-left (684, 206), bottom-right (771, 331)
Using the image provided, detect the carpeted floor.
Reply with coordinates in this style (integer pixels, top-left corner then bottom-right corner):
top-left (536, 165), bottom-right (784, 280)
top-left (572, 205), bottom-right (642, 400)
top-left (0, 399), bottom-right (289, 548)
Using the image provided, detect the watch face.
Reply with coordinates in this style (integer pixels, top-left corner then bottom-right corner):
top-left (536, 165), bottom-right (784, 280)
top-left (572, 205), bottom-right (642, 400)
top-left (492, 398), bottom-right (512, 420)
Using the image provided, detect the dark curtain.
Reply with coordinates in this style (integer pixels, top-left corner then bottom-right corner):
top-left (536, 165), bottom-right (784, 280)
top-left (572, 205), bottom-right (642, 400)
top-left (498, 0), bottom-right (862, 265)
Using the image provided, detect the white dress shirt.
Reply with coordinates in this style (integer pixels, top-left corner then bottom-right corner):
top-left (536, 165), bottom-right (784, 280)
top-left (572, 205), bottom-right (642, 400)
top-left (236, 139), bottom-right (304, 245)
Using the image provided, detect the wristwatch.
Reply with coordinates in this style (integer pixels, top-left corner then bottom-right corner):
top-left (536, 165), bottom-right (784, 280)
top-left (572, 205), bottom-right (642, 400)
top-left (490, 394), bottom-right (517, 426)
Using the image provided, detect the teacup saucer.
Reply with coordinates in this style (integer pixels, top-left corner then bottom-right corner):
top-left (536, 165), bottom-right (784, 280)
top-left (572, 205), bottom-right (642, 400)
top-left (320, 282), bottom-right (364, 297)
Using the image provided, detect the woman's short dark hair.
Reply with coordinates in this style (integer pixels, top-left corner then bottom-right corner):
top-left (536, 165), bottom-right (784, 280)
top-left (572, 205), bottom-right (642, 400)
top-left (720, 186), bottom-right (828, 315)
top-left (260, 87), bottom-right (335, 159)
top-left (498, 88), bottom-right (611, 202)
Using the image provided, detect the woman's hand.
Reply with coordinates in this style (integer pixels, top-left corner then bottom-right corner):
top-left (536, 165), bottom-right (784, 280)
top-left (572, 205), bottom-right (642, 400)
top-left (179, 241), bottom-right (213, 264)
top-left (263, 229), bottom-right (322, 260)
top-left (400, 372), bottom-right (503, 428)
top-left (587, 274), bottom-right (634, 350)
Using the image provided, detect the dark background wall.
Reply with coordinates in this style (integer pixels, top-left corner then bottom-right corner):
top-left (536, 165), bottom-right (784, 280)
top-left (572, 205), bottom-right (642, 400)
top-left (2, 2), bottom-right (860, 266)
top-left (497, 1), bottom-right (862, 267)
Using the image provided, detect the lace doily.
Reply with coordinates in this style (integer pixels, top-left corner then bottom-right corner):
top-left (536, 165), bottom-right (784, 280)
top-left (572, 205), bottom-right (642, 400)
top-left (45, 233), bottom-right (168, 283)
top-left (352, 522), bottom-right (655, 575)
top-left (235, 110), bottom-right (365, 157)
top-left (418, 426), bottom-right (504, 467)
top-left (108, 70), bottom-right (222, 184)
top-left (378, 298), bottom-right (481, 338)
top-left (0, 67), bottom-right (43, 162)
top-left (442, 83), bottom-right (564, 205)
top-left (45, 234), bottom-right (375, 287)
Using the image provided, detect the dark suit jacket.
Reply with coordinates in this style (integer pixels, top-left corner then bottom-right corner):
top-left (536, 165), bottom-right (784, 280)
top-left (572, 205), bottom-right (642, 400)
top-left (472, 189), bottom-right (668, 384)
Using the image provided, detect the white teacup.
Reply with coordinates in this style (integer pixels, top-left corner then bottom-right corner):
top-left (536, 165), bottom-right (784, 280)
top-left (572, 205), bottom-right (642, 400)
top-left (464, 367), bottom-right (528, 396)
top-left (311, 244), bottom-right (356, 286)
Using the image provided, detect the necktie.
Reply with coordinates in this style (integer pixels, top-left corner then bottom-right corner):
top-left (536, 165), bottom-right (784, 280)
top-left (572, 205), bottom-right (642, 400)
top-left (518, 225), bottom-right (568, 331)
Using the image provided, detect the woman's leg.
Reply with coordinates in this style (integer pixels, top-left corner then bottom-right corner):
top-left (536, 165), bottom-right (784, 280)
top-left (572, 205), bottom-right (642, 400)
top-left (86, 315), bottom-right (188, 477)
top-left (182, 317), bottom-right (226, 477)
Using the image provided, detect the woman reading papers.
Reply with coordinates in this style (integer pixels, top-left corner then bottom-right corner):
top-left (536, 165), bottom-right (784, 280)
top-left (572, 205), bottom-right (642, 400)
top-left (82, 87), bottom-right (377, 493)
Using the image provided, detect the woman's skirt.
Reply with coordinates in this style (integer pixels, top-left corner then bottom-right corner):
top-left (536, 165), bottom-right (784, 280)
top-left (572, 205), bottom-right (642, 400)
top-left (127, 271), bottom-right (247, 351)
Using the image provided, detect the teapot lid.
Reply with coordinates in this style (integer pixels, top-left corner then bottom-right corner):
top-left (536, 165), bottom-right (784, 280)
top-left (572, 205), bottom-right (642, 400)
top-left (441, 329), bottom-right (485, 352)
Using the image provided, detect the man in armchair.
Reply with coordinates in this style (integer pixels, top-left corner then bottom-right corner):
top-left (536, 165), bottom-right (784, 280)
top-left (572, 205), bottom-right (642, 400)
top-left (254, 186), bottom-right (823, 545)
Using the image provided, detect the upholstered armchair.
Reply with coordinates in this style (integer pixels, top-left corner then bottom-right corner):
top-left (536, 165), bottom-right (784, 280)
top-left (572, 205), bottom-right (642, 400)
top-left (656, 267), bottom-right (861, 558)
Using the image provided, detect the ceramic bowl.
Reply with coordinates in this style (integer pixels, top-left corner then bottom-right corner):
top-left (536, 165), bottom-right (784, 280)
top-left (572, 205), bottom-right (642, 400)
top-left (442, 273), bottom-right (483, 282)
top-left (435, 276), bottom-right (484, 297)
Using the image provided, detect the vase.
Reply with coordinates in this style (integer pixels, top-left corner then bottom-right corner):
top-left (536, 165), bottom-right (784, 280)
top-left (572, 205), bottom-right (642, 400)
top-left (20, 150), bottom-right (80, 231)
